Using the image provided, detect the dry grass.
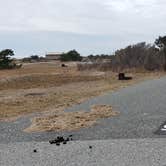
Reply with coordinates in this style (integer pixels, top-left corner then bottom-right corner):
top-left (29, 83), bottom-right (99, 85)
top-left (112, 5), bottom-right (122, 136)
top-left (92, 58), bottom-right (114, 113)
top-left (77, 62), bottom-right (111, 71)
top-left (24, 105), bottom-right (119, 132)
top-left (0, 62), bottom-right (102, 90)
top-left (0, 62), bottom-right (165, 130)
top-left (0, 62), bottom-right (76, 78)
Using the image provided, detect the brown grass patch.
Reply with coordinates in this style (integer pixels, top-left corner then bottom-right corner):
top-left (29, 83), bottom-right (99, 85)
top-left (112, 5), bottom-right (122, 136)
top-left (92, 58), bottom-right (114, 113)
top-left (0, 73), bottom-right (102, 90)
top-left (0, 62), bottom-right (103, 90)
top-left (0, 62), bottom-right (165, 121)
top-left (24, 105), bottom-right (119, 132)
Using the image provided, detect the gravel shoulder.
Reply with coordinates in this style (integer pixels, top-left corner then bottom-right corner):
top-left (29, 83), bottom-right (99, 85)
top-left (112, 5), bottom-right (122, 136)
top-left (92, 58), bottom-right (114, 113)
top-left (1, 138), bottom-right (166, 166)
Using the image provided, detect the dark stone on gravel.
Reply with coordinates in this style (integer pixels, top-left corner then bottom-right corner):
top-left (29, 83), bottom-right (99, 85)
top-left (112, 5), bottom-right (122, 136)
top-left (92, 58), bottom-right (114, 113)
top-left (89, 146), bottom-right (92, 149)
top-left (66, 138), bottom-right (70, 142)
top-left (49, 135), bottom-right (72, 145)
top-left (56, 143), bottom-right (60, 146)
top-left (33, 149), bottom-right (37, 153)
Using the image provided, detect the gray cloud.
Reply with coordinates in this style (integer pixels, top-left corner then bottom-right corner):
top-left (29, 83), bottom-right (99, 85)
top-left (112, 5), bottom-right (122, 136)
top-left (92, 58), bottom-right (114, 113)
top-left (0, 0), bottom-right (166, 56)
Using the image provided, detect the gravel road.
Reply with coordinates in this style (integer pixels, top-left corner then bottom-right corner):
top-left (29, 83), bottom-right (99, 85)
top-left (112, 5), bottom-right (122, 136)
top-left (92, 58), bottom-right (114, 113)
top-left (1, 77), bottom-right (166, 143)
top-left (1, 139), bottom-right (166, 166)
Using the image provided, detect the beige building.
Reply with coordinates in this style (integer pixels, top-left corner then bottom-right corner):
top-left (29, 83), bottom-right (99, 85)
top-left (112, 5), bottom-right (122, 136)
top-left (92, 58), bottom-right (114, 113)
top-left (45, 52), bottom-right (63, 60)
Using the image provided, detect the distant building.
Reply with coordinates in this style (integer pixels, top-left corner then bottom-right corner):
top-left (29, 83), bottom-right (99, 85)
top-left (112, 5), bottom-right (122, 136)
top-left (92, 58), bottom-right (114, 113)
top-left (45, 52), bottom-right (63, 60)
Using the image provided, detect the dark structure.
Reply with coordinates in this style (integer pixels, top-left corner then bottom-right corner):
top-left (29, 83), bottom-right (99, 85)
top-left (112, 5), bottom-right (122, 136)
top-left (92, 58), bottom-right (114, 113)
top-left (118, 73), bottom-right (132, 80)
top-left (45, 52), bottom-right (63, 61)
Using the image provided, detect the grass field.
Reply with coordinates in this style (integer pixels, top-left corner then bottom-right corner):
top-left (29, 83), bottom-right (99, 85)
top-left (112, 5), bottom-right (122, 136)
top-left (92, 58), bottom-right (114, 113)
top-left (0, 62), bottom-right (165, 131)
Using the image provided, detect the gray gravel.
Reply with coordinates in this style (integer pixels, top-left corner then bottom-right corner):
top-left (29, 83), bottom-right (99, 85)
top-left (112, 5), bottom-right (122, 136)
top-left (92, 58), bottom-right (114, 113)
top-left (1, 77), bottom-right (166, 143)
top-left (1, 139), bottom-right (166, 166)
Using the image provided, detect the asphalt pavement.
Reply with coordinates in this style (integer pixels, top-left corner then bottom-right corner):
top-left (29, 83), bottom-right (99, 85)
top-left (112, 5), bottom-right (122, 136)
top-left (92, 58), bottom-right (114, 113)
top-left (1, 139), bottom-right (166, 166)
top-left (1, 77), bottom-right (166, 143)
top-left (1, 77), bottom-right (166, 165)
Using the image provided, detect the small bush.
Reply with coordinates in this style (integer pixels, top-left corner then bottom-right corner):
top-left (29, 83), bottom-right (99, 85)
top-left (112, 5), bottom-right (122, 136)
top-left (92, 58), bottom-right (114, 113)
top-left (0, 49), bottom-right (22, 70)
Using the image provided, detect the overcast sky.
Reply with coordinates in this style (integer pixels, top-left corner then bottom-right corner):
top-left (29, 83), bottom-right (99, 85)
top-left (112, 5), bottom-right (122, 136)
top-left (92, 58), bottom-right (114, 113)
top-left (0, 0), bottom-right (166, 57)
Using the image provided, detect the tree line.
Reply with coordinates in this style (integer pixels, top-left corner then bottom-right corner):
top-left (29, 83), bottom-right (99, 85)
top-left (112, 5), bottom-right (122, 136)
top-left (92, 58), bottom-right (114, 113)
top-left (0, 35), bottom-right (166, 71)
top-left (111, 36), bottom-right (166, 71)
top-left (0, 49), bottom-right (22, 69)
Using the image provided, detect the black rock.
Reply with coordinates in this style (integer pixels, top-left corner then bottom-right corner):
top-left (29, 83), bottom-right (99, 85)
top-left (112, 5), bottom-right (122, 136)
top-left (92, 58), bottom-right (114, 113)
top-left (49, 140), bottom-right (56, 144)
top-left (49, 135), bottom-right (73, 145)
top-left (56, 143), bottom-right (60, 146)
top-left (89, 146), bottom-right (92, 149)
top-left (58, 137), bottom-right (64, 142)
top-left (66, 138), bottom-right (69, 142)
top-left (33, 149), bottom-right (37, 153)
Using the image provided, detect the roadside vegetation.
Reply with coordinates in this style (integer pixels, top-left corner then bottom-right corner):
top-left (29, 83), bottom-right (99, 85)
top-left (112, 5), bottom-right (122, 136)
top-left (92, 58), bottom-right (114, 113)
top-left (78, 35), bottom-right (166, 72)
top-left (0, 35), bottom-right (166, 132)
top-left (60, 50), bottom-right (82, 61)
top-left (0, 49), bottom-right (22, 69)
top-left (0, 62), bottom-right (164, 129)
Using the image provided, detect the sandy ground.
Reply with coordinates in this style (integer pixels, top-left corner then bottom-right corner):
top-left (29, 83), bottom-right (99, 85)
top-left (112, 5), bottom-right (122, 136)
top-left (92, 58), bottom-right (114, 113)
top-left (24, 105), bottom-right (119, 132)
top-left (0, 62), bottom-right (165, 132)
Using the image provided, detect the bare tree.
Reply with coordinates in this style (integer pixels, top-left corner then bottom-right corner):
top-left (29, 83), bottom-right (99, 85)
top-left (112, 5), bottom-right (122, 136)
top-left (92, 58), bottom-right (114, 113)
top-left (111, 42), bottom-right (162, 71)
top-left (155, 36), bottom-right (166, 71)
